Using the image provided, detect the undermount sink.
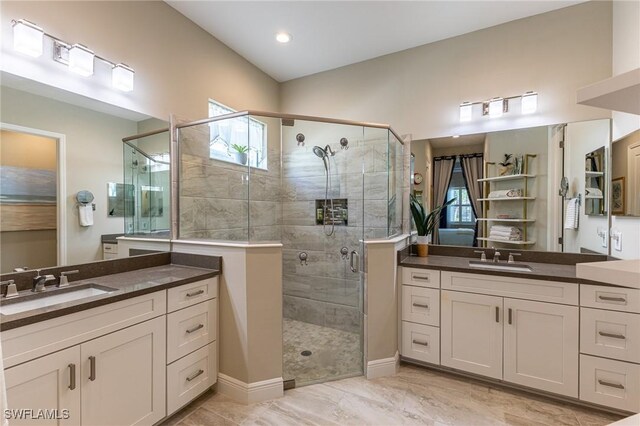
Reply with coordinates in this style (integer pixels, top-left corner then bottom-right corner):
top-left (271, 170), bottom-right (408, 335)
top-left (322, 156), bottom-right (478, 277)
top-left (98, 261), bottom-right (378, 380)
top-left (468, 260), bottom-right (533, 272)
top-left (0, 283), bottom-right (117, 316)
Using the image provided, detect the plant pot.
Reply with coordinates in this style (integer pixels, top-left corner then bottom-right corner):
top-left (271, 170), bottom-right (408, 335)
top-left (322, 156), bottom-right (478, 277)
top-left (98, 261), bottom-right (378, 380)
top-left (234, 152), bottom-right (248, 165)
top-left (498, 164), bottom-right (515, 176)
top-left (416, 235), bottom-right (429, 257)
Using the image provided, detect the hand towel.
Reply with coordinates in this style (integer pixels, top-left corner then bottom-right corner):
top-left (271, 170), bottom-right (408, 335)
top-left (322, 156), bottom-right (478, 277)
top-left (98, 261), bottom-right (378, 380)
top-left (488, 189), bottom-right (523, 198)
top-left (564, 198), bottom-right (579, 230)
top-left (79, 204), bottom-right (94, 227)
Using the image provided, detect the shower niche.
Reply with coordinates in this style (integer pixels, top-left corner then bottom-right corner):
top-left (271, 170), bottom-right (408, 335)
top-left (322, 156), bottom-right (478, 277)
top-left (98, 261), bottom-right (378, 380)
top-left (315, 198), bottom-right (348, 225)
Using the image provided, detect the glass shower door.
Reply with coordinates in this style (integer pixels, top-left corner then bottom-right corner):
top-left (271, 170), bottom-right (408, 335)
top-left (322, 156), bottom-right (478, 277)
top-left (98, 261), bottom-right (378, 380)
top-left (281, 120), bottom-right (365, 387)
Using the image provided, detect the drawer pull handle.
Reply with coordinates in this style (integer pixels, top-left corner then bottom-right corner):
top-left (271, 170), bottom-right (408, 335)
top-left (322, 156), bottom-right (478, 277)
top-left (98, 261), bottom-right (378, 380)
top-left (186, 324), bottom-right (205, 334)
top-left (412, 275), bottom-right (430, 281)
top-left (495, 306), bottom-right (500, 323)
top-left (68, 364), bottom-right (76, 390)
top-left (186, 289), bottom-right (205, 297)
top-left (412, 303), bottom-right (429, 309)
top-left (598, 331), bottom-right (626, 340)
top-left (598, 379), bottom-right (625, 390)
top-left (186, 369), bottom-right (204, 382)
top-left (412, 339), bottom-right (428, 347)
top-left (508, 308), bottom-right (513, 325)
top-left (598, 295), bottom-right (626, 303)
top-left (89, 356), bottom-right (96, 381)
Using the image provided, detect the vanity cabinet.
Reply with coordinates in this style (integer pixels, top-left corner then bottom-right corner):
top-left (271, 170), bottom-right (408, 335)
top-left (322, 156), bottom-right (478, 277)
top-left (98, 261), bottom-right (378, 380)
top-left (4, 346), bottom-right (81, 426)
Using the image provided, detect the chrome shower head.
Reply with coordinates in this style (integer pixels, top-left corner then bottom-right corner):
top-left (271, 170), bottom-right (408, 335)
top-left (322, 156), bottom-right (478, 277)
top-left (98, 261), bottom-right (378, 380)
top-left (313, 145), bottom-right (326, 159)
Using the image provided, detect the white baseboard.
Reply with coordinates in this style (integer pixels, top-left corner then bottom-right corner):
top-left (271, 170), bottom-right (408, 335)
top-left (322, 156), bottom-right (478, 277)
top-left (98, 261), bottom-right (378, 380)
top-left (218, 374), bottom-right (283, 404)
top-left (366, 351), bottom-right (399, 379)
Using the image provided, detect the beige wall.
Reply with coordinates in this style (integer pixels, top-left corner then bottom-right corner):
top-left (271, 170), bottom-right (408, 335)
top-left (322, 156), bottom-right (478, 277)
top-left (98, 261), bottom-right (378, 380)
top-left (1, 131), bottom-right (56, 170)
top-left (281, 2), bottom-right (612, 140)
top-left (0, 1), bottom-right (279, 121)
top-left (612, 129), bottom-right (640, 217)
top-left (1, 86), bottom-right (138, 264)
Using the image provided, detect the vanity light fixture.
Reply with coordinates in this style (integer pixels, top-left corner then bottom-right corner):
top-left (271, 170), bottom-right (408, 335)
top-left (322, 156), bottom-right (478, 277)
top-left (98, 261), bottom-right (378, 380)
top-left (11, 18), bottom-right (135, 92)
top-left (521, 91), bottom-right (538, 114)
top-left (112, 63), bottom-right (134, 92)
top-left (12, 19), bottom-right (44, 57)
top-left (459, 91), bottom-right (538, 122)
top-left (488, 97), bottom-right (505, 118)
top-left (68, 44), bottom-right (94, 77)
top-left (276, 32), bottom-right (292, 43)
top-left (459, 102), bottom-right (473, 122)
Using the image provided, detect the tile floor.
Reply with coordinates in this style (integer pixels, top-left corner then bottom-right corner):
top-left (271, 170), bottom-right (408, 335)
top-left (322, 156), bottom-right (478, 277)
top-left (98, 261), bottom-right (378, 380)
top-left (163, 364), bottom-right (624, 426)
top-left (283, 318), bottom-right (363, 386)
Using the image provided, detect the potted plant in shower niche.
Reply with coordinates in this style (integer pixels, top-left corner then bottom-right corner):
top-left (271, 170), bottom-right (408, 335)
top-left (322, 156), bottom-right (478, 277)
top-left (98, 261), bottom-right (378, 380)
top-left (410, 195), bottom-right (455, 257)
top-left (231, 144), bottom-right (249, 165)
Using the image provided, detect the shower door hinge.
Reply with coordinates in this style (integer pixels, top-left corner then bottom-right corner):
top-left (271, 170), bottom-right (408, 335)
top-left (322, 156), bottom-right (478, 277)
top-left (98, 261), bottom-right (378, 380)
top-left (559, 140), bottom-right (564, 149)
top-left (558, 237), bottom-right (563, 245)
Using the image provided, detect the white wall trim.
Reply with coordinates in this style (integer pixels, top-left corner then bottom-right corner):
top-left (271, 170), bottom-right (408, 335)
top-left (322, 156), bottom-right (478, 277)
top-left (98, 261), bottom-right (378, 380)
top-left (366, 351), bottom-right (399, 380)
top-left (217, 374), bottom-right (283, 404)
top-left (0, 122), bottom-right (67, 266)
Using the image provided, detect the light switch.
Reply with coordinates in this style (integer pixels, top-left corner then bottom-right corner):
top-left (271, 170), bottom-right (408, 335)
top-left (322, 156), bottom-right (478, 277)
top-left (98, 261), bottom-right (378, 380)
top-left (611, 229), bottom-right (622, 252)
top-left (597, 227), bottom-right (608, 248)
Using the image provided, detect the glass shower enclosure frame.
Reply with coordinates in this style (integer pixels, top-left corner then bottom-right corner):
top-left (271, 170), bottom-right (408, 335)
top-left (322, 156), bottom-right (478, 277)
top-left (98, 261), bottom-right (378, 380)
top-left (174, 111), bottom-right (405, 387)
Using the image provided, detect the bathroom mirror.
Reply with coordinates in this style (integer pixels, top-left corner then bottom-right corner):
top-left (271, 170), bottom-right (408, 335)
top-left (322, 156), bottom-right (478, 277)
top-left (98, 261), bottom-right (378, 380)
top-left (584, 146), bottom-right (606, 216)
top-left (611, 129), bottom-right (640, 217)
top-left (411, 118), bottom-right (612, 255)
top-left (0, 72), bottom-right (169, 273)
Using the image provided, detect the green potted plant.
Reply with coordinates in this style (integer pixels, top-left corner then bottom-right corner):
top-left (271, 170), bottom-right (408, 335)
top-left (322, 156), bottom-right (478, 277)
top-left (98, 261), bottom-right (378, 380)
top-left (410, 194), bottom-right (455, 257)
top-left (231, 144), bottom-right (249, 165)
top-left (498, 153), bottom-right (514, 176)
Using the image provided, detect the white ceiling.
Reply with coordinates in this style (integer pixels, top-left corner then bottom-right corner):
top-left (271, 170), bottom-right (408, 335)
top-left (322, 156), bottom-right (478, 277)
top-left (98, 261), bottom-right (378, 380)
top-left (429, 133), bottom-right (486, 149)
top-left (166, 1), bottom-right (585, 82)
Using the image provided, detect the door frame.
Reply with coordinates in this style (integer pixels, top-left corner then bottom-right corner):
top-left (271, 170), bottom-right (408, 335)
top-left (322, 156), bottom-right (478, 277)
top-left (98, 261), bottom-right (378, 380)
top-left (0, 122), bottom-right (67, 265)
top-left (628, 140), bottom-right (640, 216)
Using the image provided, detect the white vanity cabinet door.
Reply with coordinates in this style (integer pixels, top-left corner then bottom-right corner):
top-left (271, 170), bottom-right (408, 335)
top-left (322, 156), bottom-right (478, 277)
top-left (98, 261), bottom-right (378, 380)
top-left (441, 290), bottom-right (503, 379)
top-left (503, 298), bottom-right (579, 397)
top-left (81, 316), bottom-right (166, 426)
top-left (4, 346), bottom-right (81, 426)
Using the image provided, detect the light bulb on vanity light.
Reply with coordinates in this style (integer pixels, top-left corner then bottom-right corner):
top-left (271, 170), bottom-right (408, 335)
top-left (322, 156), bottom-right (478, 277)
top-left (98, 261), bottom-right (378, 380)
top-left (521, 91), bottom-right (538, 114)
top-left (488, 98), bottom-right (504, 118)
top-left (459, 102), bottom-right (472, 122)
top-left (12, 19), bottom-right (44, 57)
top-left (112, 63), bottom-right (134, 92)
top-left (68, 44), bottom-right (94, 76)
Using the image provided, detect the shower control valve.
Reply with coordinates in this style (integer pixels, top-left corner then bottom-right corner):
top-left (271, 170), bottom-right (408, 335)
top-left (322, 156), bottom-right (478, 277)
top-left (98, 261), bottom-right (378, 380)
top-left (298, 252), bottom-right (308, 266)
top-left (340, 247), bottom-right (349, 260)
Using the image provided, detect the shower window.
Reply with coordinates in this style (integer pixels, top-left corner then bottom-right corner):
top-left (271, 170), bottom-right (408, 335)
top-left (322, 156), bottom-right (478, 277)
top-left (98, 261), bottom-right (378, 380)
top-left (208, 100), bottom-right (267, 169)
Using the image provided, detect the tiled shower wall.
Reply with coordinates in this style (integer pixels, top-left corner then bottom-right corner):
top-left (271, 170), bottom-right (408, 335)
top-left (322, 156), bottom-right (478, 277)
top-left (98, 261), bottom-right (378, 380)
top-left (178, 117), bottom-right (282, 242)
top-left (281, 122), bottom-right (394, 334)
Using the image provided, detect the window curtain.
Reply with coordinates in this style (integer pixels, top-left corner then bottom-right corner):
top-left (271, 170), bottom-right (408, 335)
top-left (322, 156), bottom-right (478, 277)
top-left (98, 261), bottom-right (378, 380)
top-left (460, 154), bottom-right (484, 246)
top-left (432, 156), bottom-right (456, 244)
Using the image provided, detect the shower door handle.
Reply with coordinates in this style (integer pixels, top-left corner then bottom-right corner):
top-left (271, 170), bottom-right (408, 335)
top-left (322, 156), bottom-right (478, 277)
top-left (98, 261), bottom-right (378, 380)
top-left (350, 250), bottom-right (360, 273)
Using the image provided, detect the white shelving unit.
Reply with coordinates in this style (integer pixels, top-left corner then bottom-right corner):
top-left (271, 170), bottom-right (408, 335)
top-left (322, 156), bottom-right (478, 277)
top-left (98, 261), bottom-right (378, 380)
top-left (479, 154), bottom-right (537, 249)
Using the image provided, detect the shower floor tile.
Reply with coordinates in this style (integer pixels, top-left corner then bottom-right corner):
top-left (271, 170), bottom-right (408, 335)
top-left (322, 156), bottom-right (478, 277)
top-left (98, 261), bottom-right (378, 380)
top-left (283, 318), bottom-right (363, 387)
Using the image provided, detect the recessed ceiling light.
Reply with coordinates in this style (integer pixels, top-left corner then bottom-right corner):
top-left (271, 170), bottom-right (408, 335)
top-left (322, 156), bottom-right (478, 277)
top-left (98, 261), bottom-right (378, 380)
top-left (275, 32), bottom-right (292, 43)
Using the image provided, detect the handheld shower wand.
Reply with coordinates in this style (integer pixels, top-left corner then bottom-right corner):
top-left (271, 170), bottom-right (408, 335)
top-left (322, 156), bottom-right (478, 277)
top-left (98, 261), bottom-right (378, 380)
top-left (312, 145), bottom-right (336, 236)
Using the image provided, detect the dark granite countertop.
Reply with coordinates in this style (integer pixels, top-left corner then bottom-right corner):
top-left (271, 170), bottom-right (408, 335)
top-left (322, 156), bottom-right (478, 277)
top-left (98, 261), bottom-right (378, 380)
top-left (399, 254), bottom-right (611, 286)
top-left (0, 264), bottom-right (219, 331)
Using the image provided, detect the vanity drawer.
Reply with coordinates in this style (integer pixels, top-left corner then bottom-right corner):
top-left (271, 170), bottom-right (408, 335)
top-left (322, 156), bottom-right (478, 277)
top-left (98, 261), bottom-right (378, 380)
top-left (402, 286), bottom-right (440, 326)
top-left (401, 321), bottom-right (440, 365)
top-left (581, 285), bottom-right (640, 314)
top-left (167, 299), bottom-right (217, 363)
top-left (167, 277), bottom-right (218, 313)
top-left (102, 243), bottom-right (118, 254)
top-left (580, 354), bottom-right (640, 412)
top-left (167, 341), bottom-right (217, 416)
top-left (441, 271), bottom-right (578, 305)
top-left (402, 267), bottom-right (440, 288)
top-left (580, 308), bottom-right (640, 363)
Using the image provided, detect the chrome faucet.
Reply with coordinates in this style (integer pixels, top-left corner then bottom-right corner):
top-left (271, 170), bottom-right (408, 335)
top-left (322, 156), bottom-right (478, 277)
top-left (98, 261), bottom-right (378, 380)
top-left (32, 270), bottom-right (55, 292)
top-left (508, 252), bottom-right (521, 263)
top-left (474, 250), bottom-right (487, 262)
top-left (493, 250), bottom-right (501, 263)
top-left (58, 270), bottom-right (79, 287)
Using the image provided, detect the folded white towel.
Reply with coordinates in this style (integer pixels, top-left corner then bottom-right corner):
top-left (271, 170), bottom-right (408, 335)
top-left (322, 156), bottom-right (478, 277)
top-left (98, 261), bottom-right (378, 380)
top-left (491, 225), bottom-right (520, 232)
top-left (585, 187), bottom-right (603, 197)
top-left (488, 189), bottom-right (523, 198)
top-left (564, 198), bottom-right (579, 230)
top-left (79, 204), bottom-right (94, 227)
top-left (489, 234), bottom-right (523, 242)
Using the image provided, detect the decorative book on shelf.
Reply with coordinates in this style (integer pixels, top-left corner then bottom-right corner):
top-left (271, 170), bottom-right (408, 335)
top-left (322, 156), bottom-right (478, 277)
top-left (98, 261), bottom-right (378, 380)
top-left (478, 154), bottom-right (537, 249)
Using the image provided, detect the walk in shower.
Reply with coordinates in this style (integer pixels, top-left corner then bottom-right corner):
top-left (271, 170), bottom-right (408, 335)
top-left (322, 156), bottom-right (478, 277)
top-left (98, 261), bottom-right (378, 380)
top-left (175, 111), bottom-right (404, 387)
